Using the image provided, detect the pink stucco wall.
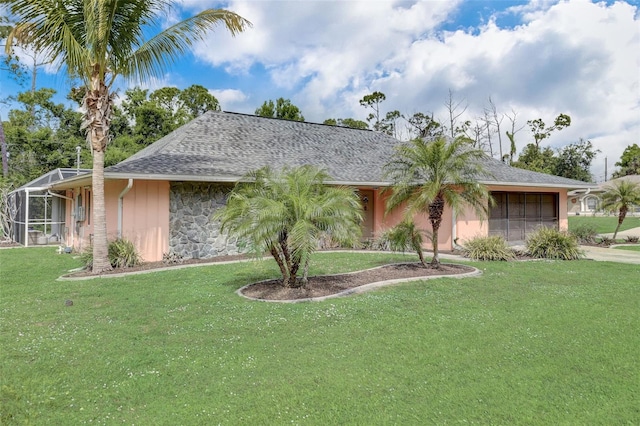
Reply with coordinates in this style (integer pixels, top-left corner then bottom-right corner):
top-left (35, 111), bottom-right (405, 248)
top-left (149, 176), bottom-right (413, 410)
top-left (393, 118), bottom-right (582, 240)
top-left (64, 180), bottom-right (170, 262)
top-left (120, 180), bottom-right (170, 262)
top-left (372, 189), bottom-right (453, 251)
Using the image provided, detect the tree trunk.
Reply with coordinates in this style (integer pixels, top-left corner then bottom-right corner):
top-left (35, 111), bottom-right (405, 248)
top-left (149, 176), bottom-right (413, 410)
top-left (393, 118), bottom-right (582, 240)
top-left (301, 257), bottom-right (310, 286)
top-left (417, 246), bottom-right (427, 267)
top-left (429, 196), bottom-right (445, 269)
top-left (270, 244), bottom-right (290, 286)
top-left (85, 70), bottom-right (113, 273)
top-left (613, 207), bottom-right (627, 240)
top-left (91, 149), bottom-right (111, 272)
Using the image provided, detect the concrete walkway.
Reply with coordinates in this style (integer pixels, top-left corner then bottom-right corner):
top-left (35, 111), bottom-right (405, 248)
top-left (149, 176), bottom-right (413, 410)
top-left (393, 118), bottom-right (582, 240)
top-left (583, 226), bottom-right (640, 264)
top-left (598, 226), bottom-right (640, 239)
top-left (580, 245), bottom-right (640, 265)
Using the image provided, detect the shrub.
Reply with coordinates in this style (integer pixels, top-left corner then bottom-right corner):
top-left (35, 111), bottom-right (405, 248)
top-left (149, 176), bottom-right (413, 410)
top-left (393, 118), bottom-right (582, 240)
top-left (570, 223), bottom-right (598, 244)
top-left (624, 235), bottom-right (639, 243)
top-left (598, 236), bottom-right (615, 246)
top-left (108, 238), bottom-right (141, 268)
top-left (371, 229), bottom-right (394, 251)
top-left (461, 235), bottom-right (516, 261)
top-left (79, 247), bottom-right (94, 270)
top-left (526, 227), bottom-right (584, 260)
top-left (81, 239), bottom-right (142, 270)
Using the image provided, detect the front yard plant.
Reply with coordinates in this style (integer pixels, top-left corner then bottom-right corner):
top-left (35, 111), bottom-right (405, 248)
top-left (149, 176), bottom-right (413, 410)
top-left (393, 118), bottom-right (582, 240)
top-left (569, 222), bottom-right (598, 244)
top-left (461, 235), bottom-right (516, 261)
top-left (383, 136), bottom-right (493, 268)
top-left (215, 165), bottom-right (362, 287)
top-left (80, 238), bottom-right (141, 269)
top-left (526, 227), bottom-right (584, 260)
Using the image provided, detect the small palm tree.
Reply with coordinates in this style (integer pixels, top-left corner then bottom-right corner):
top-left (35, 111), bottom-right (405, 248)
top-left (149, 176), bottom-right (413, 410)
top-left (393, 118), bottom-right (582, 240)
top-left (380, 220), bottom-right (428, 266)
top-left (384, 136), bottom-right (493, 268)
top-left (601, 180), bottom-right (640, 240)
top-left (4, 0), bottom-right (250, 272)
top-left (216, 166), bottom-right (363, 288)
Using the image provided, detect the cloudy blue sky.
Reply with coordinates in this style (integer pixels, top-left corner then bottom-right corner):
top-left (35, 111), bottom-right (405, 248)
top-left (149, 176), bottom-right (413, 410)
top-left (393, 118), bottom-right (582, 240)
top-left (1, 0), bottom-right (638, 182)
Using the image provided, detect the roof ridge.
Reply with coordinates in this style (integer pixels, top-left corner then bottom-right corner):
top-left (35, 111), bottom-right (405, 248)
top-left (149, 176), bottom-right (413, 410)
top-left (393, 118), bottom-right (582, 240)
top-left (218, 110), bottom-right (380, 133)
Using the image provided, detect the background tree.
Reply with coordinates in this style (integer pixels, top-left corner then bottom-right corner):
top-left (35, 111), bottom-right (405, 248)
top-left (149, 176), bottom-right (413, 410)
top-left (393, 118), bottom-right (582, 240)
top-left (359, 91), bottom-right (386, 132)
top-left (380, 109), bottom-right (402, 138)
top-left (612, 144), bottom-right (640, 178)
top-left (216, 166), bottom-right (362, 287)
top-left (444, 89), bottom-right (469, 139)
top-left (4, 0), bottom-right (250, 272)
top-left (323, 117), bottom-right (369, 129)
top-left (179, 84), bottom-right (220, 117)
top-left (512, 144), bottom-right (557, 175)
top-left (255, 98), bottom-right (304, 121)
top-left (384, 136), bottom-right (492, 268)
top-left (554, 139), bottom-right (599, 182)
top-left (600, 180), bottom-right (640, 240)
top-left (527, 113), bottom-right (571, 149)
top-left (404, 112), bottom-right (443, 140)
top-left (504, 108), bottom-right (524, 163)
top-left (2, 88), bottom-right (87, 186)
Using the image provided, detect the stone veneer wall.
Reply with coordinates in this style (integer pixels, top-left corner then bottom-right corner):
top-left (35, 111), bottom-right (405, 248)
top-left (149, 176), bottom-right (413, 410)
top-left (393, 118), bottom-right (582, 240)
top-left (169, 182), bottom-right (239, 259)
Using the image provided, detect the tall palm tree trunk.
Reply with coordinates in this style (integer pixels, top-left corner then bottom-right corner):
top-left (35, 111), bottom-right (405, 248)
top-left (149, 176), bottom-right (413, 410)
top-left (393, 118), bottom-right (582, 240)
top-left (85, 72), bottom-right (113, 273)
top-left (91, 149), bottom-right (111, 272)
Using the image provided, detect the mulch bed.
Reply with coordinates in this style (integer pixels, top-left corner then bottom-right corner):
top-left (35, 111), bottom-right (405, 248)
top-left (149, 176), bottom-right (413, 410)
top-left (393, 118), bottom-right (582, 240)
top-left (241, 263), bottom-right (475, 301)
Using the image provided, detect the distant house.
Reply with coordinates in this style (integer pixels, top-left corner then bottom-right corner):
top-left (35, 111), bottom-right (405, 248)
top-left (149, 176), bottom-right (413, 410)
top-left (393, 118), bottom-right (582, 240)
top-left (568, 175), bottom-right (640, 215)
top-left (49, 111), bottom-right (594, 262)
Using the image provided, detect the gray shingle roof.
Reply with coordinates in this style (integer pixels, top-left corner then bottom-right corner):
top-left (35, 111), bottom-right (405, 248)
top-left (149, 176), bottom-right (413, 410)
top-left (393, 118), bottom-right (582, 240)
top-left (106, 111), bottom-right (594, 189)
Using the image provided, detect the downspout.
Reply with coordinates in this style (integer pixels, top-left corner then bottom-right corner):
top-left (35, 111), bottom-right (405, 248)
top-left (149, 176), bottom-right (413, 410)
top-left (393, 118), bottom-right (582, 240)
top-left (452, 211), bottom-right (463, 251)
top-left (118, 179), bottom-right (134, 239)
top-left (48, 190), bottom-right (74, 248)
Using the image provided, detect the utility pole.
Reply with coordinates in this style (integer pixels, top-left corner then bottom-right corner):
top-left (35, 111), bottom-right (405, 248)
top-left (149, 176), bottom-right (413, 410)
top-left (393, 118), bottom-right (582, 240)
top-left (604, 157), bottom-right (607, 182)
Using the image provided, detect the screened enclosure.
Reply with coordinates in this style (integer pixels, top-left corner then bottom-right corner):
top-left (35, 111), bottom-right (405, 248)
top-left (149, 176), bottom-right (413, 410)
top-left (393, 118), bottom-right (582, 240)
top-left (489, 191), bottom-right (559, 242)
top-left (7, 168), bottom-right (90, 246)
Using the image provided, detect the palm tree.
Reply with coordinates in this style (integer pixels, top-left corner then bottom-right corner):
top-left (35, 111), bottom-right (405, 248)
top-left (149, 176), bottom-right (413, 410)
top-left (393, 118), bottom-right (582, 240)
top-left (383, 136), bottom-right (493, 268)
top-left (216, 166), bottom-right (363, 288)
top-left (381, 219), bottom-right (428, 266)
top-left (4, 0), bottom-right (250, 272)
top-left (601, 180), bottom-right (640, 240)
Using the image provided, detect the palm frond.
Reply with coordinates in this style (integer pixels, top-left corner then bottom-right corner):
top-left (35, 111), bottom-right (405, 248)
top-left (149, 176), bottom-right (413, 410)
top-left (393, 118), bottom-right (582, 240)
top-left (122, 9), bottom-right (251, 82)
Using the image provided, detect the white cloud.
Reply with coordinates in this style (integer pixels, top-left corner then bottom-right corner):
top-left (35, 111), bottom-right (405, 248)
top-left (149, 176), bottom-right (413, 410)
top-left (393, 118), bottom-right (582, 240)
top-left (210, 88), bottom-right (248, 111)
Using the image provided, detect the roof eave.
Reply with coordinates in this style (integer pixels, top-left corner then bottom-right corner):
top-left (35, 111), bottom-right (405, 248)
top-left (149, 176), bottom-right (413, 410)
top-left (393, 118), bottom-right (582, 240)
top-left (480, 180), bottom-right (597, 190)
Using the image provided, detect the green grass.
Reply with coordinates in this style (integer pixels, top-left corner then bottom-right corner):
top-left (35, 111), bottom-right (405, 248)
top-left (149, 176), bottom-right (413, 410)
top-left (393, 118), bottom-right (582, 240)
top-left (613, 245), bottom-right (640, 252)
top-left (568, 215), bottom-right (640, 234)
top-left (1, 248), bottom-right (639, 425)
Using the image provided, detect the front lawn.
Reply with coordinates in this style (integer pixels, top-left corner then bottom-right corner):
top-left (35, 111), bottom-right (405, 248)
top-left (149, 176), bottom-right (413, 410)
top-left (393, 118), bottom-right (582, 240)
top-left (568, 215), bottom-right (640, 234)
top-left (1, 248), bottom-right (638, 424)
